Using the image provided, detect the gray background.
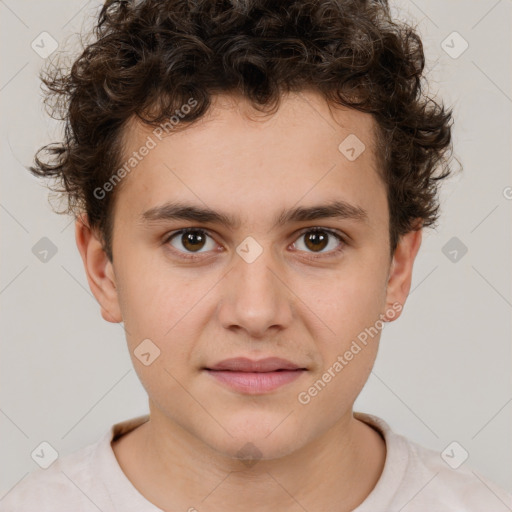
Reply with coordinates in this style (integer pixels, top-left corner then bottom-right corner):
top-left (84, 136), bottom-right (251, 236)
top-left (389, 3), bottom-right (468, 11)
top-left (1, 0), bottom-right (511, 500)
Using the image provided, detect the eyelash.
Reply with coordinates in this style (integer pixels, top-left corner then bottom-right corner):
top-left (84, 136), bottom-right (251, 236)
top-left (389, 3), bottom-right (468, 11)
top-left (162, 227), bottom-right (347, 261)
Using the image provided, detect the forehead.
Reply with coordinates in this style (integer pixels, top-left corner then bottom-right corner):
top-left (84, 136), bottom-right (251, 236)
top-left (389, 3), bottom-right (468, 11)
top-left (114, 90), bottom-right (386, 229)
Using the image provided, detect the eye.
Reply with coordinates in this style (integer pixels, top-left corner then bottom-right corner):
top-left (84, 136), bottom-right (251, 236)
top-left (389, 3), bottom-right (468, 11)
top-left (291, 228), bottom-right (345, 257)
top-left (164, 228), bottom-right (218, 258)
top-left (163, 227), bottom-right (346, 261)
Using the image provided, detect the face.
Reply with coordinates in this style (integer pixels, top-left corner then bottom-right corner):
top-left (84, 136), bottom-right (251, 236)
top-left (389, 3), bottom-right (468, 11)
top-left (77, 90), bottom-right (421, 460)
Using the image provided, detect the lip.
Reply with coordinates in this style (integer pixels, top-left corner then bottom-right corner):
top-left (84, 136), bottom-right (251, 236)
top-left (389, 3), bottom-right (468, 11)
top-left (203, 357), bottom-right (307, 394)
top-left (205, 357), bottom-right (306, 372)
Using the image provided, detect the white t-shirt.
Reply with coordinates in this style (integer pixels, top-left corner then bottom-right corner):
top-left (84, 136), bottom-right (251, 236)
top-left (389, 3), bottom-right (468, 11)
top-left (1, 412), bottom-right (511, 511)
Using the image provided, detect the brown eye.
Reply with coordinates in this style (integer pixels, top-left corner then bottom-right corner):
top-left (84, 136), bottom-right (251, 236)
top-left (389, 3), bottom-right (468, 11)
top-left (167, 229), bottom-right (216, 254)
top-left (292, 228), bottom-right (344, 255)
top-left (304, 231), bottom-right (329, 252)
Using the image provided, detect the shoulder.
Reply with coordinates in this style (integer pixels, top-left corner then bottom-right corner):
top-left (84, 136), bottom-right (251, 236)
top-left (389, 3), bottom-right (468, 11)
top-left (0, 436), bottom-right (107, 511)
top-left (0, 415), bottom-right (150, 512)
top-left (404, 438), bottom-right (512, 510)
top-left (355, 412), bottom-right (512, 511)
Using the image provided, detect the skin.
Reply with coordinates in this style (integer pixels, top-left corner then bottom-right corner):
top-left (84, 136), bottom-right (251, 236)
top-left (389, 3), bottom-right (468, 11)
top-left (75, 90), bottom-right (422, 512)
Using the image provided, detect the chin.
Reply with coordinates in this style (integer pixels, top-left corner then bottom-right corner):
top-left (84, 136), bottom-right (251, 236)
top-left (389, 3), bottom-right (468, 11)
top-left (199, 416), bottom-right (309, 463)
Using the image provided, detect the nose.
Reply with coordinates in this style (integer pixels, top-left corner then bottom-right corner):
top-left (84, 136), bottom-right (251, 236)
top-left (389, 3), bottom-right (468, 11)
top-left (216, 246), bottom-right (294, 339)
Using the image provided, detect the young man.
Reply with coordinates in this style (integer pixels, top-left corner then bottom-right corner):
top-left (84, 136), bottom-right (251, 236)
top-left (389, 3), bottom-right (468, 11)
top-left (2, 0), bottom-right (511, 510)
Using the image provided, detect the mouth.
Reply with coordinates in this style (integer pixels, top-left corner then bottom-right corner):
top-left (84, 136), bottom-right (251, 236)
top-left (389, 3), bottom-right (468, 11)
top-left (203, 357), bottom-right (308, 394)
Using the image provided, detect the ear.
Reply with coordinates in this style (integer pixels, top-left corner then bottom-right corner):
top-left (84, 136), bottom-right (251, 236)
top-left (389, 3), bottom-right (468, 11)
top-left (75, 214), bottom-right (122, 323)
top-left (383, 228), bottom-right (422, 322)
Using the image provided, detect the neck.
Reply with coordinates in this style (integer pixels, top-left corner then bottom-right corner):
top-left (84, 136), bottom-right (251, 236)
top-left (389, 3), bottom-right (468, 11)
top-left (113, 407), bottom-right (386, 512)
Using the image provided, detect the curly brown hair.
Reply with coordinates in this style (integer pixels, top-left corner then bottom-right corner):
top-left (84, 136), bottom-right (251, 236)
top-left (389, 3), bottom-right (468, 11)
top-left (31, 0), bottom-right (456, 262)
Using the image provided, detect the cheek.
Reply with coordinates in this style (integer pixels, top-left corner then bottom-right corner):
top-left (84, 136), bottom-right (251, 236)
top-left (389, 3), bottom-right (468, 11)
top-left (116, 266), bottom-right (213, 383)
top-left (115, 256), bottom-right (190, 336)
top-left (117, 275), bottom-right (198, 410)
top-left (296, 278), bottom-right (384, 416)
top-left (294, 259), bottom-right (388, 337)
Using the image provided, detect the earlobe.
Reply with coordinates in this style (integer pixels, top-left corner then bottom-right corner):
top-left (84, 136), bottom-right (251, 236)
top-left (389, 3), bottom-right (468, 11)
top-left (384, 228), bottom-right (422, 322)
top-left (75, 215), bottom-right (122, 323)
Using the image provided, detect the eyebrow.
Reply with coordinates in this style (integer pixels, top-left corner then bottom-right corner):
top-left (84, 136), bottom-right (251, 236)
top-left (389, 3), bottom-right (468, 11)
top-left (140, 199), bottom-right (368, 230)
